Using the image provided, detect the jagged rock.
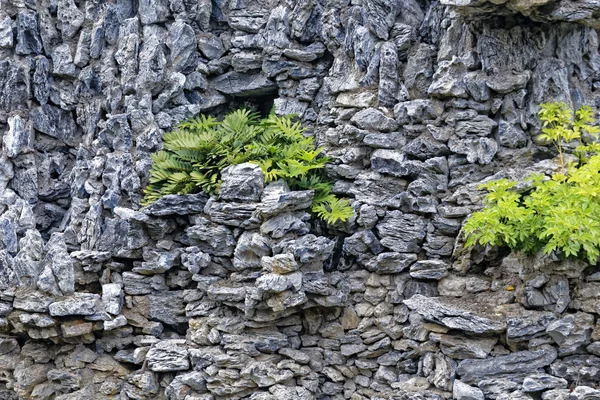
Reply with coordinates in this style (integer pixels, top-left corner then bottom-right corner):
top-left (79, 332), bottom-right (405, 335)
top-left (261, 254), bottom-right (299, 274)
top-left (5, 115), bottom-right (33, 159)
top-left (183, 217), bottom-right (236, 257)
top-left (456, 346), bottom-right (558, 385)
top-left (233, 232), bottom-right (271, 270)
top-left (363, 252), bottom-right (418, 273)
top-left (454, 116), bottom-right (497, 137)
top-left (16, 11), bottom-right (43, 55)
top-left (404, 295), bottom-right (506, 334)
top-left (197, 33), bottom-right (225, 59)
top-left (370, 150), bottom-right (422, 177)
top-left (102, 284), bottom-right (123, 315)
top-left (522, 373), bottom-right (568, 392)
top-left (497, 120), bottom-right (528, 148)
top-left (448, 137), bottom-right (498, 164)
top-left (211, 71), bottom-right (277, 97)
top-left (220, 163), bottom-right (265, 202)
top-left (57, 0), bottom-right (84, 39)
top-left (0, 17), bottom-right (13, 49)
top-left (486, 71), bottom-right (531, 94)
top-left (51, 44), bottom-right (76, 77)
top-left (147, 340), bottom-right (190, 372)
top-left (37, 233), bottom-right (74, 296)
top-left (139, 0), bottom-right (170, 24)
top-left (377, 211), bottom-right (427, 253)
top-left (410, 260), bottom-right (450, 280)
top-left (453, 380), bottom-right (484, 400)
top-left (428, 57), bottom-right (467, 98)
top-left (48, 293), bottom-right (101, 316)
top-left (167, 20), bottom-right (197, 72)
top-left (30, 105), bottom-right (78, 146)
top-left (122, 272), bottom-right (168, 295)
top-left (258, 182), bottom-right (314, 217)
top-left (351, 108), bottom-right (399, 132)
top-left (260, 213), bottom-right (309, 239)
top-left (430, 333), bottom-right (496, 359)
top-left (143, 193), bottom-right (209, 216)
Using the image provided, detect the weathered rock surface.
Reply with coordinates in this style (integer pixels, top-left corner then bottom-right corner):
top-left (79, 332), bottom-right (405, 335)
top-left (0, 0), bottom-right (599, 399)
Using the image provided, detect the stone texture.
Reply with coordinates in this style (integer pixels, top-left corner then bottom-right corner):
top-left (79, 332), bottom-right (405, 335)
top-left (0, 1), bottom-right (598, 399)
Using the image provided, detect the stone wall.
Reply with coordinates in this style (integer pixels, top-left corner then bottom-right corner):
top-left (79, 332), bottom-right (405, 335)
top-left (1, 0), bottom-right (600, 399)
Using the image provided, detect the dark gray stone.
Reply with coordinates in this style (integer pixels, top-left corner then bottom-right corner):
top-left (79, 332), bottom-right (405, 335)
top-left (404, 295), bottom-right (506, 334)
top-left (456, 346), bottom-right (558, 385)
top-left (210, 71), bottom-right (277, 97)
top-left (30, 105), bottom-right (78, 146)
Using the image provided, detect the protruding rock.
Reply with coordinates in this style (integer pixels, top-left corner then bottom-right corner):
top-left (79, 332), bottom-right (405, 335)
top-left (219, 163), bottom-right (265, 202)
top-left (211, 72), bottom-right (277, 97)
top-left (146, 340), bottom-right (190, 372)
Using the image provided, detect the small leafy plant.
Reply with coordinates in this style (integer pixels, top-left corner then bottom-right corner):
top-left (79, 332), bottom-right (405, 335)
top-left (464, 102), bottom-right (600, 264)
top-left (142, 109), bottom-right (354, 224)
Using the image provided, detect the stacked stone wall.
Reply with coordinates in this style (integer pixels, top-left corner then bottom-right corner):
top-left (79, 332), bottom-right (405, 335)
top-left (2, 0), bottom-right (600, 399)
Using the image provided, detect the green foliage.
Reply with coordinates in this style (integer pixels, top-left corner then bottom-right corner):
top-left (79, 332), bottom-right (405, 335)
top-left (464, 102), bottom-right (600, 264)
top-left (142, 109), bottom-right (354, 224)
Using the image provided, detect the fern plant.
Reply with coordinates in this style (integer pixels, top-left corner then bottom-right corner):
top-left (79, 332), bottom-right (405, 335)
top-left (464, 102), bottom-right (600, 264)
top-left (142, 109), bottom-right (354, 224)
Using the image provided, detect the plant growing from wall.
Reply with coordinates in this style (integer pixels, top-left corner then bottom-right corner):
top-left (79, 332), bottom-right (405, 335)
top-left (464, 102), bottom-right (600, 264)
top-left (141, 109), bottom-right (354, 224)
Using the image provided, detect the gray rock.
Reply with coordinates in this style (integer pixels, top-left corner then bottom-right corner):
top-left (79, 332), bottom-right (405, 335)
top-left (379, 41), bottom-right (400, 107)
top-left (57, 0), bottom-right (84, 39)
top-left (258, 183), bottom-right (314, 217)
top-left (456, 346), bottom-right (558, 385)
top-left (143, 193), bottom-right (209, 216)
top-left (37, 233), bottom-right (74, 296)
top-left (147, 340), bottom-right (190, 372)
top-left (210, 71), bottom-right (277, 97)
top-left (48, 293), bottom-right (101, 316)
top-left (428, 58), bottom-right (467, 98)
top-left (448, 137), bottom-right (498, 164)
top-left (377, 211), bottom-right (426, 253)
top-left (122, 271), bottom-right (168, 295)
top-left (256, 273), bottom-right (295, 293)
top-left (233, 231), bottom-right (271, 270)
top-left (197, 33), bottom-right (225, 59)
top-left (454, 380), bottom-right (484, 400)
top-left (404, 295), bottom-right (506, 334)
top-left (363, 252), bottom-right (418, 273)
top-left (4, 115), bottom-right (33, 158)
top-left (507, 311), bottom-right (557, 342)
top-left (134, 247), bottom-right (180, 274)
top-left (261, 254), bottom-right (299, 274)
top-left (410, 260), bottom-right (449, 280)
top-left (168, 20), bottom-right (197, 72)
top-left (351, 108), bottom-right (399, 132)
top-left (370, 150), bottom-right (423, 177)
top-left (139, 0), bottom-right (170, 24)
top-left (522, 373), bottom-right (568, 392)
top-left (486, 71), bottom-right (531, 94)
top-left (182, 216), bottom-right (236, 257)
top-left (543, 389), bottom-right (571, 400)
top-left (220, 163), bottom-right (264, 202)
top-left (260, 213), bottom-right (309, 239)
top-left (497, 120), bottom-right (528, 148)
top-left (431, 333), bottom-right (497, 359)
top-left (0, 17), bottom-right (13, 49)
top-left (13, 291), bottom-right (53, 313)
top-left (16, 11), bottom-right (43, 55)
top-left (568, 386), bottom-right (600, 400)
top-left (102, 283), bottom-right (123, 315)
top-left (51, 44), bottom-right (77, 77)
top-left (455, 116), bottom-right (497, 137)
top-left (30, 105), bottom-right (78, 146)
